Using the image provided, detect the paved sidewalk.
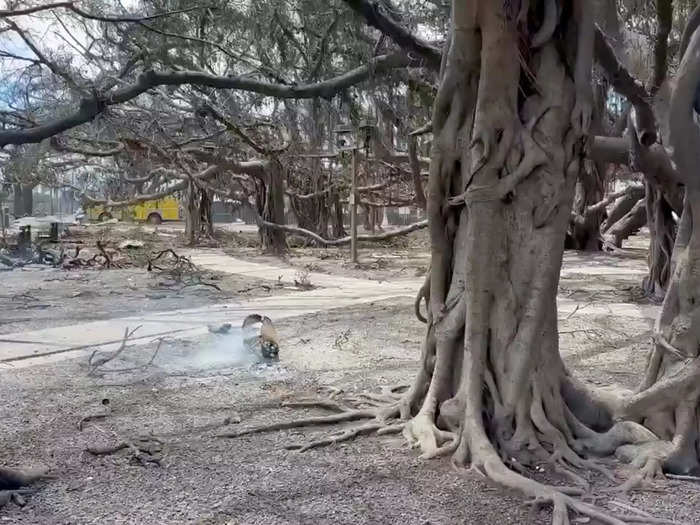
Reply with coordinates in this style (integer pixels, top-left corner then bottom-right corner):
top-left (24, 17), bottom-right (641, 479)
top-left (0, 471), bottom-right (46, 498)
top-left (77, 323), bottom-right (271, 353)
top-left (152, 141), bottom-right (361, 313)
top-left (0, 254), bottom-right (421, 368)
top-left (0, 250), bottom-right (660, 369)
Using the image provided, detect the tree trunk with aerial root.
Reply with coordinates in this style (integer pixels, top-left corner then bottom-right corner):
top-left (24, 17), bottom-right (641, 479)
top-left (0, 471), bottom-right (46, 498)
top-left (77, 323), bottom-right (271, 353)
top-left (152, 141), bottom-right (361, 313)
top-left (256, 158), bottom-right (288, 256)
top-left (221, 3), bottom-right (700, 523)
top-left (184, 182), bottom-right (214, 246)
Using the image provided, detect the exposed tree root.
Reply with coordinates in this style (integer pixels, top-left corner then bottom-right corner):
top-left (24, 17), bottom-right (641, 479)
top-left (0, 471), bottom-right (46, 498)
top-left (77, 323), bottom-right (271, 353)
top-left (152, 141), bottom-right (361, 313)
top-left (86, 436), bottom-right (164, 466)
top-left (212, 5), bottom-right (700, 525)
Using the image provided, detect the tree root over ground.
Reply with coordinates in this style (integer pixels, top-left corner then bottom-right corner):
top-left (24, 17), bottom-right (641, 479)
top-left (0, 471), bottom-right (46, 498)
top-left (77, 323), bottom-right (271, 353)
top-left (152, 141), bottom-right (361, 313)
top-left (218, 383), bottom-right (688, 524)
top-left (86, 436), bottom-right (164, 466)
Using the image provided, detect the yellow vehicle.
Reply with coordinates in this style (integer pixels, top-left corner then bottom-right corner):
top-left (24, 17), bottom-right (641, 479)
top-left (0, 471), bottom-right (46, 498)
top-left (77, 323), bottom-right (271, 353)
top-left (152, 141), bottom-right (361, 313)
top-left (132, 197), bottom-right (181, 224)
top-left (86, 196), bottom-right (181, 224)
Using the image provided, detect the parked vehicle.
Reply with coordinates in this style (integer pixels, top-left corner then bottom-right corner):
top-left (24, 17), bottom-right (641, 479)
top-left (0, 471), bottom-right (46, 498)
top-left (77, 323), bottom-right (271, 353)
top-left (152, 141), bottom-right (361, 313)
top-left (85, 196), bottom-right (181, 224)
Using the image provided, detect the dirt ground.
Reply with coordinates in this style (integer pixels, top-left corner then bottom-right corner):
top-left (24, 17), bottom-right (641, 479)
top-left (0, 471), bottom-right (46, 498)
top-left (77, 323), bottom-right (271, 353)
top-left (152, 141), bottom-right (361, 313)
top-left (2, 225), bottom-right (700, 524)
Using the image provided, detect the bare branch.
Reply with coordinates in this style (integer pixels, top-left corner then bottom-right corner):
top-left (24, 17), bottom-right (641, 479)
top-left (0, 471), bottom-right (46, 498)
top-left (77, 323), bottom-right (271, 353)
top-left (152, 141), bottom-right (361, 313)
top-left (4, 19), bottom-right (83, 92)
top-left (201, 104), bottom-right (286, 155)
top-left (1, 3), bottom-right (210, 23)
top-left (50, 137), bottom-right (124, 157)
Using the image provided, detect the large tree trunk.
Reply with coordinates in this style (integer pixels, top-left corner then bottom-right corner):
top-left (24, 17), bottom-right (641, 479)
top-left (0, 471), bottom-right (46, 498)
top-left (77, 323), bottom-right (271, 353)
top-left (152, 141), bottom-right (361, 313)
top-left (623, 25), bottom-right (700, 480)
top-left (396, 1), bottom-right (681, 520)
top-left (257, 159), bottom-right (288, 255)
top-left (184, 183), bottom-right (215, 246)
top-left (403, 0), bottom-right (599, 507)
top-left (12, 184), bottom-right (33, 217)
top-left (226, 5), bottom-right (700, 523)
top-left (331, 192), bottom-right (347, 238)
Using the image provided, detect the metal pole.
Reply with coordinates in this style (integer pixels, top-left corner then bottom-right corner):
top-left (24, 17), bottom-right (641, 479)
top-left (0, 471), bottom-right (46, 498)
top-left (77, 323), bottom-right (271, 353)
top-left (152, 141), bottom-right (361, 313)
top-left (350, 147), bottom-right (358, 263)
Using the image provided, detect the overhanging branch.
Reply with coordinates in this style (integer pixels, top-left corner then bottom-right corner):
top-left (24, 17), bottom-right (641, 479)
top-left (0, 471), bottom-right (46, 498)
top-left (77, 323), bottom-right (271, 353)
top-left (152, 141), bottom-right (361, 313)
top-left (594, 26), bottom-right (657, 146)
top-left (0, 53), bottom-right (414, 148)
top-left (341, 0), bottom-right (441, 70)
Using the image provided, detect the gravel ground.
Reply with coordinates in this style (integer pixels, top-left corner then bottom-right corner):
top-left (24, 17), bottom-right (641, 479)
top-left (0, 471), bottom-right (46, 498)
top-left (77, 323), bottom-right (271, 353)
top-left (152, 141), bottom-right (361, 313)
top-left (0, 267), bottom-right (293, 336)
top-left (3, 237), bottom-right (700, 524)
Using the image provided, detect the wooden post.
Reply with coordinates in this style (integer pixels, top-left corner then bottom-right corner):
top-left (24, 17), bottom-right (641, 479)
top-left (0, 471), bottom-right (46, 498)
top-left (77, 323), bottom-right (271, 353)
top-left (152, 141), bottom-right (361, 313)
top-left (350, 147), bottom-right (358, 263)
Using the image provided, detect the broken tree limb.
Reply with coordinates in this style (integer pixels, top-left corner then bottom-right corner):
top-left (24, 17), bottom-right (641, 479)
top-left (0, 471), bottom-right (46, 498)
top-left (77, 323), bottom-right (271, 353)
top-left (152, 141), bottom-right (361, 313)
top-left (257, 218), bottom-right (428, 246)
top-left (88, 326), bottom-right (141, 376)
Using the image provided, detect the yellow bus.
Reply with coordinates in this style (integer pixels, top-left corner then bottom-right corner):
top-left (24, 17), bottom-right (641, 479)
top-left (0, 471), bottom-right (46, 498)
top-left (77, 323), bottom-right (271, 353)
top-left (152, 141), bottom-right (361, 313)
top-left (86, 196), bottom-right (181, 224)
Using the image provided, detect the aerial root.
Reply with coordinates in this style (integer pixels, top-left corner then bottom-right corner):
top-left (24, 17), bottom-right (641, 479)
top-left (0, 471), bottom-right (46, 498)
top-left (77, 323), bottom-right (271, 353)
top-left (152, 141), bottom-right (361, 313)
top-left (403, 412), bottom-right (459, 459)
top-left (552, 460), bottom-right (590, 492)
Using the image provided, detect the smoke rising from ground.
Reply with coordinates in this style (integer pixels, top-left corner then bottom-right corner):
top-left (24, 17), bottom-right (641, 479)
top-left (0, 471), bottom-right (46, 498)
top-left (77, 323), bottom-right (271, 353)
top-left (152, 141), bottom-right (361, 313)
top-left (164, 329), bottom-right (259, 372)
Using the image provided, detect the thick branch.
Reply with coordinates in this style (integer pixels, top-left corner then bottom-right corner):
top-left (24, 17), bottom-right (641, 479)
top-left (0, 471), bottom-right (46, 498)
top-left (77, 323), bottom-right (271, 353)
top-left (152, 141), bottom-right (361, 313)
top-left (0, 53), bottom-right (413, 147)
top-left (258, 218), bottom-right (428, 246)
top-left (341, 0), bottom-right (441, 70)
top-left (594, 27), bottom-right (657, 145)
top-left (79, 165), bottom-right (222, 207)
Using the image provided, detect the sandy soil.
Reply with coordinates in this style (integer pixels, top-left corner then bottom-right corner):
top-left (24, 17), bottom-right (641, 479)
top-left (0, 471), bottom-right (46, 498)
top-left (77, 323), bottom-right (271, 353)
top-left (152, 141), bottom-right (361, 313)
top-left (2, 229), bottom-right (700, 524)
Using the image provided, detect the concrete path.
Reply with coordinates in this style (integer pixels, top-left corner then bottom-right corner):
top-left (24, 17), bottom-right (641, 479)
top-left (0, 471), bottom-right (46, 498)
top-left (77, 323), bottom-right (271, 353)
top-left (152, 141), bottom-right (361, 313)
top-left (0, 254), bottom-right (421, 368)
top-left (0, 250), bottom-right (660, 369)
